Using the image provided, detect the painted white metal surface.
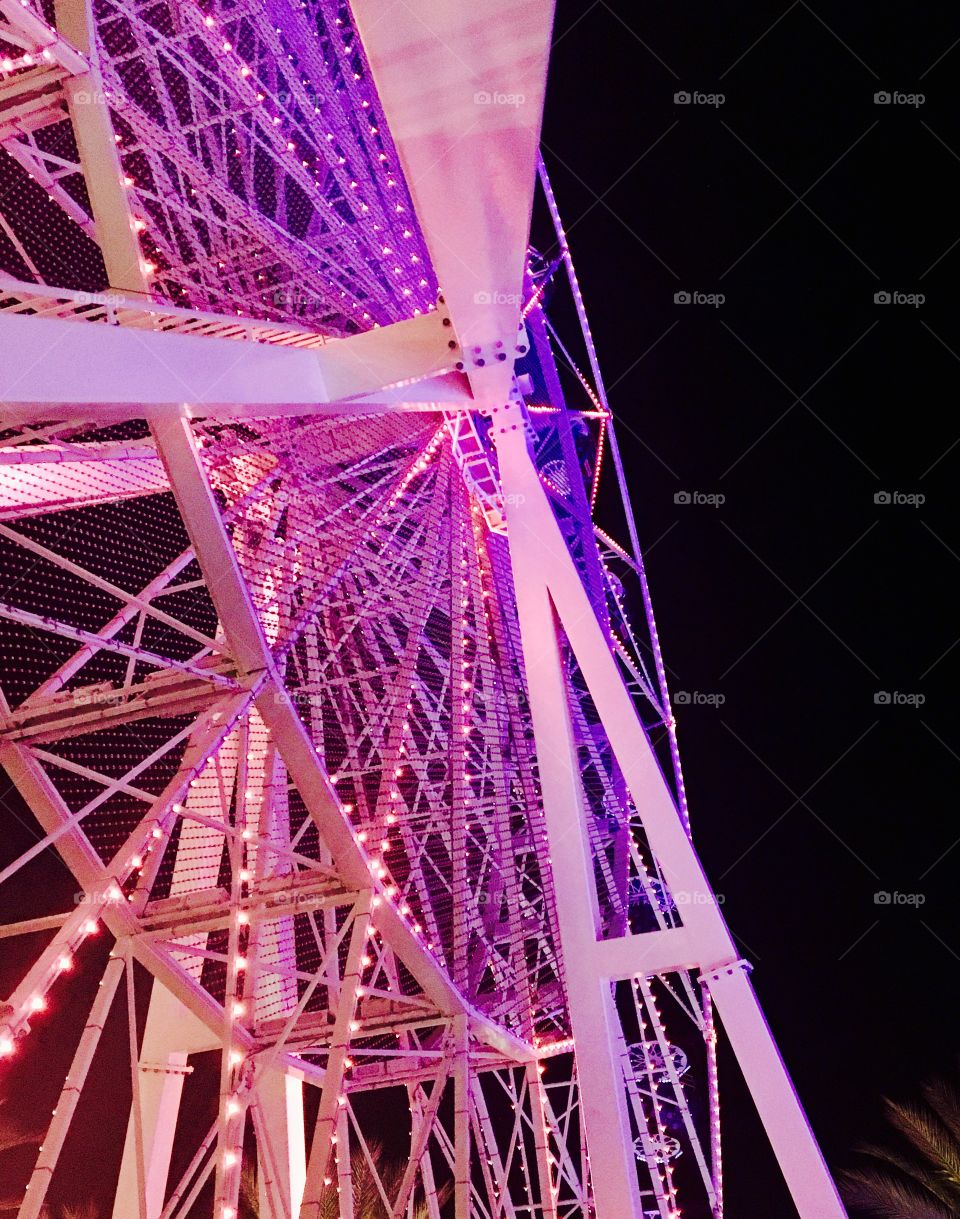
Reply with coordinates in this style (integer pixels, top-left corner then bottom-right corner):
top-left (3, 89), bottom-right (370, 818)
top-left (0, 308), bottom-right (468, 418)
top-left (351, 0), bottom-right (554, 404)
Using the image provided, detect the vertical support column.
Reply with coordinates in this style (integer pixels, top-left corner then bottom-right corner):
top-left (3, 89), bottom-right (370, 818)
top-left (256, 1069), bottom-right (307, 1219)
top-left (53, 0), bottom-right (147, 295)
top-left (526, 1063), bottom-right (559, 1219)
top-left (469, 1075), bottom-right (517, 1219)
top-left (299, 896), bottom-right (372, 1219)
top-left (112, 983), bottom-right (206, 1219)
top-left (703, 988), bottom-right (723, 1218)
top-left (390, 1071), bottom-right (447, 1219)
top-left (409, 1083), bottom-right (444, 1219)
top-left (491, 408), bottom-right (644, 1219)
top-left (334, 1106), bottom-right (354, 1219)
top-left (124, 949), bottom-right (149, 1219)
top-left (453, 1015), bottom-right (471, 1219)
top-left (449, 492), bottom-right (470, 993)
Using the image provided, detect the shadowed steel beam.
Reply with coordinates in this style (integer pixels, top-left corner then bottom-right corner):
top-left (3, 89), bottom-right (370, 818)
top-left (351, 0), bottom-right (555, 403)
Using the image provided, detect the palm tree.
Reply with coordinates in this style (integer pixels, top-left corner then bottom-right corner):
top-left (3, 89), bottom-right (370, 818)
top-left (54, 1205), bottom-right (103, 1219)
top-left (841, 1076), bottom-right (960, 1217)
top-left (0, 1099), bottom-right (40, 1212)
top-left (0, 1089), bottom-right (100, 1219)
top-left (240, 1140), bottom-right (450, 1219)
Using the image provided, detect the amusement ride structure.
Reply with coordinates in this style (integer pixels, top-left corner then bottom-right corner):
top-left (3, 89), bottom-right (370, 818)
top-left (0, 1), bottom-right (847, 1216)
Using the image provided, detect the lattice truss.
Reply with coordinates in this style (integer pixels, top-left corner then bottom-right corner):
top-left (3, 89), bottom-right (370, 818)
top-left (0, 404), bottom-right (719, 1215)
top-left (0, 2), bottom-right (848, 1219)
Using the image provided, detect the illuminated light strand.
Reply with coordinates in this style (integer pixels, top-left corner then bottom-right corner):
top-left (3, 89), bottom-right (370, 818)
top-left (538, 153), bottom-right (692, 837)
top-left (107, 0), bottom-right (433, 322)
top-left (219, 0), bottom-right (430, 319)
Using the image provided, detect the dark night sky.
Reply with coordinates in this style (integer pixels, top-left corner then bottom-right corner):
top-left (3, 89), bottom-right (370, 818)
top-left (542, 1), bottom-right (960, 1214)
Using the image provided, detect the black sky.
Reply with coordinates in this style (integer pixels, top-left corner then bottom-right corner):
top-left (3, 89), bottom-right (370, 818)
top-left (541, 1), bottom-right (960, 1214)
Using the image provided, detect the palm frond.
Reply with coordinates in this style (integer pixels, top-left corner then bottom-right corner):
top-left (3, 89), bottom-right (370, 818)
top-left (855, 1142), bottom-right (960, 1210)
top-left (839, 1167), bottom-right (956, 1219)
top-left (58, 1203), bottom-right (103, 1219)
top-left (884, 1099), bottom-right (960, 1191)
top-left (924, 1080), bottom-right (960, 1149)
top-left (0, 1099), bottom-right (39, 1156)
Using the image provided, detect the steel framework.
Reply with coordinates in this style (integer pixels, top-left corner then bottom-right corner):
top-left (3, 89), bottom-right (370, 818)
top-left (0, 1), bottom-right (847, 1216)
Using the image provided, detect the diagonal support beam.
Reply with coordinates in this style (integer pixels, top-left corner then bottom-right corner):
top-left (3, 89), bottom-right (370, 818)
top-left (389, 1069), bottom-right (450, 1219)
top-left (17, 956), bottom-right (125, 1219)
top-left (491, 404), bottom-right (847, 1219)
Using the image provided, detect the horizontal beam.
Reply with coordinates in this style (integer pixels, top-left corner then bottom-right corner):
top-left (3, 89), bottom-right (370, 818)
top-left (593, 926), bottom-right (702, 981)
top-left (0, 448), bottom-right (168, 517)
top-left (0, 309), bottom-right (472, 422)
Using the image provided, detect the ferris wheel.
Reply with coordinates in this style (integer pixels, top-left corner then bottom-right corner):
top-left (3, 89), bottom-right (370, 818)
top-left (0, 1), bottom-right (847, 1216)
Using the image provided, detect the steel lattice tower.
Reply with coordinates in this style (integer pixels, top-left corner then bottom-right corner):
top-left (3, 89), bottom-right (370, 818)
top-left (0, 1), bottom-right (846, 1216)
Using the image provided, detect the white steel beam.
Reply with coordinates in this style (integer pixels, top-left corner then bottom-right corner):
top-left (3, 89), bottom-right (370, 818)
top-left (453, 1015), bottom-right (470, 1219)
top-left (111, 987), bottom-right (209, 1219)
top-left (52, 0), bottom-right (144, 294)
top-left (0, 446), bottom-right (167, 519)
top-left (351, 0), bottom-right (844, 1197)
top-left (254, 1070), bottom-right (307, 1219)
top-left (297, 899), bottom-right (371, 1219)
top-left (0, 309), bottom-right (470, 422)
top-left (484, 443), bottom-right (645, 1217)
top-left (491, 404), bottom-right (847, 1219)
top-left (350, 0), bottom-right (555, 403)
